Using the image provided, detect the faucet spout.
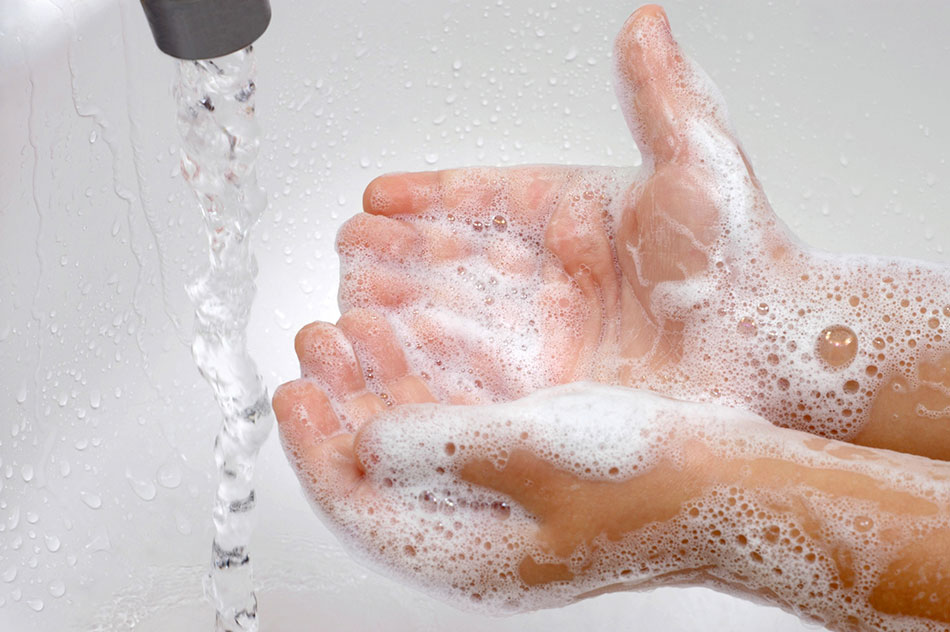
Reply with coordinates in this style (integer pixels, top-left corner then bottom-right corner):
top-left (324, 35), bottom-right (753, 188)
top-left (140, 0), bottom-right (271, 60)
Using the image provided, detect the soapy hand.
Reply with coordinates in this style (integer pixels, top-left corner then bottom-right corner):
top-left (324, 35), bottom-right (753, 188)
top-left (274, 314), bottom-right (734, 610)
top-left (275, 6), bottom-right (950, 628)
top-left (336, 4), bottom-right (950, 458)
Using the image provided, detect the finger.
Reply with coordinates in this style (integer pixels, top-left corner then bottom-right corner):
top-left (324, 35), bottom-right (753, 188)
top-left (294, 321), bottom-right (366, 397)
top-left (364, 167), bottom-right (507, 221)
top-left (338, 266), bottom-right (417, 311)
top-left (337, 308), bottom-right (438, 406)
top-left (613, 4), bottom-right (732, 164)
top-left (362, 170), bottom-right (442, 216)
top-left (336, 213), bottom-right (423, 264)
top-left (273, 378), bottom-right (342, 438)
top-left (293, 321), bottom-right (388, 432)
top-left (273, 380), bottom-right (363, 498)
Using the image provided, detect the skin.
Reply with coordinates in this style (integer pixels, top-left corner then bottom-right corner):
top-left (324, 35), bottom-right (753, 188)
top-left (273, 4), bottom-right (950, 630)
top-left (338, 5), bottom-right (950, 459)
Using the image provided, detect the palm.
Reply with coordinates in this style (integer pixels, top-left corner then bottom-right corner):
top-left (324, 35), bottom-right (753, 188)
top-left (333, 9), bottom-right (949, 447)
top-left (334, 10), bottom-right (803, 412)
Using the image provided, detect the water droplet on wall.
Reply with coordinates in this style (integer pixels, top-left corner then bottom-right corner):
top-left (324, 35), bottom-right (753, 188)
top-left (80, 491), bottom-right (102, 509)
top-left (48, 579), bottom-right (66, 598)
top-left (157, 461), bottom-right (182, 489)
top-left (125, 471), bottom-right (157, 501)
top-left (44, 534), bottom-right (61, 552)
top-left (174, 511), bottom-right (192, 535)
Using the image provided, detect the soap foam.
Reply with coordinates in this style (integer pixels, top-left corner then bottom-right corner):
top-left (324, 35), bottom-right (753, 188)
top-left (284, 382), bottom-right (950, 630)
top-left (337, 16), bottom-right (949, 440)
top-left (319, 11), bottom-right (950, 625)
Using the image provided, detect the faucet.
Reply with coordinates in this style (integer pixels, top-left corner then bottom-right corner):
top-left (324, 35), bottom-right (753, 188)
top-left (140, 0), bottom-right (271, 60)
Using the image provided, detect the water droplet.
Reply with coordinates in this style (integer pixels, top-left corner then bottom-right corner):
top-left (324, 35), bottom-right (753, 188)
top-left (88, 129), bottom-right (98, 144)
top-left (2, 566), bottom-right (16, 582)
top-left (80, 491), bottom-right (102, 509)
top-left (125, 472), bottom-right (157, 502)
top-left (452, 59), bottom-right (463, 71)
top-left (564, 46), bottom-right (578, 61)
top-left (424, 153), bottom-right (439, 165)
top-left (737, 317), bottom-right (757, 336)
top-left (174, 511), bottom-right (192, 535)
top-left (89, 390), bottom-right (101, 409)
top-left (86, 528), bottom-right (111, 552)
top-left (273, 309), bottom-right (291, 331)
top-left (48, 579), bottom-right (65, 598)
top-left (44, 535), bottom-right (60, 552)
top-left (7, 507), bottom-right (20, 530)
top-left (157, 461), bottom-right (182, 489)
top-left (817, 325), bottom-right (858, 368)
top-left (26, 598), bottom-right (43, 612)
top-left (21, 465), bottom-right (34, 483)
top-left (15, 383), bottom-right (27, 405)
top-left (490, 501), bottom-right (510, 520)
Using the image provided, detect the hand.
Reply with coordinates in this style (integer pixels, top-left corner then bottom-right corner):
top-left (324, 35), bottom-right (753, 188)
top-left (273, 304), bottom-right (950, 626)
top-left (335, 5), bottom-right (950, 457)
top-left (274, 306), bottom-right (735, 610)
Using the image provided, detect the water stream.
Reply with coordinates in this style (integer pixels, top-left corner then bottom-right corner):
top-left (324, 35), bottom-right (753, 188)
top-left (175, 46), bottom-right (273, 632)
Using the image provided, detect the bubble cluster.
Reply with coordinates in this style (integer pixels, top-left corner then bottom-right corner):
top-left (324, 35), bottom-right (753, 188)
top-left (317, 7), bottom-right (950, 625)
top-left (283, 382), bottom-right (950, 629)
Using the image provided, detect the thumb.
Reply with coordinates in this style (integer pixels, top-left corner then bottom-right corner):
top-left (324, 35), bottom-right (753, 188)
top-left (614, 5), bottom-right (736, 166)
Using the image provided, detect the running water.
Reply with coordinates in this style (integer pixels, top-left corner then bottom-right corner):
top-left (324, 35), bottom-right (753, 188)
top-left (176, 47), bottom-right (273, 631)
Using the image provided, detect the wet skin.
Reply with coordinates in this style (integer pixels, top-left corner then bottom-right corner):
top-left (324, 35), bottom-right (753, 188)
top-left (274, 4), bottom-right (950, 630)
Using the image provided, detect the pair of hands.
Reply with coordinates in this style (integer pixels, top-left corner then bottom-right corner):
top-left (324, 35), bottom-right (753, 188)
top-left (273, 3), bottom-right (950, 612)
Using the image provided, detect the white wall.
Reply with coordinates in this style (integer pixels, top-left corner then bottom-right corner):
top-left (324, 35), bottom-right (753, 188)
top-left (1, 1), bottom-right (948, 630)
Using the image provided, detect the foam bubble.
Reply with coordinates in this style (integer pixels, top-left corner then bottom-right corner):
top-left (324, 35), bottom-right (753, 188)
top-left (284, 382), bottom-right (950, 628)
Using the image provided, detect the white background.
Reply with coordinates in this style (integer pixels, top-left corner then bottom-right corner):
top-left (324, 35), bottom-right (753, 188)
top-left (1, 0), bottom-right (948, 630)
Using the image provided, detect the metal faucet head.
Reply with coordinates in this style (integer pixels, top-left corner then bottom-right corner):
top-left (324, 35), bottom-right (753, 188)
top-left (140, 0), bottom-right (271, 60)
